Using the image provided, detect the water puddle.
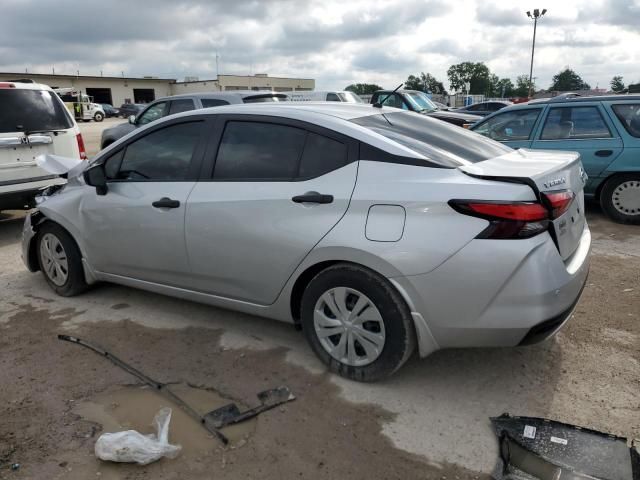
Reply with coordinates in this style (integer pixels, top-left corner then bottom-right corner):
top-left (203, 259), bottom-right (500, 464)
top-left (74, 383), bottom-right (255, 454)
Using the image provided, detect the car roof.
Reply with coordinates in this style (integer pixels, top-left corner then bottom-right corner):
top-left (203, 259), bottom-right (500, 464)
top-left (158, 90), bottom-right (287, 101)
top-left (510, 94), bottom-right (640, 108)
top-left (0, 80), bottom-right (52, 91)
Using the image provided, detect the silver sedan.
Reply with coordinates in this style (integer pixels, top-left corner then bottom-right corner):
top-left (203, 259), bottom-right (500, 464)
top-left (22, 103), bottom-right (591, 381)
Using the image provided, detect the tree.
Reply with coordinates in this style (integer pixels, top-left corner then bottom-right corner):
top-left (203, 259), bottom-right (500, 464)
top-left (404, 72), bottom-right (447, 94)
top-left (344, 83), bottom-right (384, 95)
top-left (610, 76), bottom-right (625, 93)
top-left (496, 78), bottom-right (515, 97)
top-left (513, 75), bottom-right (532, 97)
top-left (550, 68), bottom-right (590, 91)
top-left (446, 62), bottom-right (491, 94)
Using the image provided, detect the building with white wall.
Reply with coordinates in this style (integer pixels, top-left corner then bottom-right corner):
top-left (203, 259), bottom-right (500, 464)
top-left (0, 72), bottom-right (315, 106)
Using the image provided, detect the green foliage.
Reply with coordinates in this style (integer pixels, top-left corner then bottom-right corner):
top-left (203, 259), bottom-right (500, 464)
top-left (496, 78), bottom-right (515, 97)
top-left (610, 76), bottom-right (625, 93)
top-left (344, 83), bottom-right (384, 95)
top-left (514, 75), bottom-right (532, 97)
top-left (404, 72), bottom-right (447, 94)
top-left (550, 68), bottom-right (590, 91)
top-left (446, 62), bottom-right (491, 94)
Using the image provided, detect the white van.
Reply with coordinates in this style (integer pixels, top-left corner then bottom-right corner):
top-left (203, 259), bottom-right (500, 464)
top-left (0, 80), bottom-right (86, 211)
top-left (284, 91), bottom-right (364, 103)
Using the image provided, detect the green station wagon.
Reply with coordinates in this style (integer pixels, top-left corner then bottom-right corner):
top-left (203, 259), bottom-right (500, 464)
top-left (471, 95), bottom-right (640, 224)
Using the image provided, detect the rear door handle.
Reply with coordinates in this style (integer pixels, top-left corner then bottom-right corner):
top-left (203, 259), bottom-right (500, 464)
top-left (152, 197), bottom-right (180, 209)
top-left (595, 150), bottom-right (613, 157)
top-left (291, 192), bottom-right (334, 204)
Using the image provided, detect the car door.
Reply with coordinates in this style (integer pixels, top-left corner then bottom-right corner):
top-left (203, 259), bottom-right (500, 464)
top-left (79, 118), bottom-right (208, 285)
top-left (471, 107), bottom-right (543, 149)
top-left (531, 104), bottom-right (623, 177)
top-left (184, 115), bottom-right (358, 304)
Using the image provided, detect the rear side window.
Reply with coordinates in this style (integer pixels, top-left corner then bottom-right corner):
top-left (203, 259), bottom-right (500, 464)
top-left (326, 93), bottom-right (340, 102)
top-left (473, 109), bottom-right (541, 141)
top-left (299, 133), bottom-right (348, 178)
top-left (168, 99), bottom-right (195, 115)
top-left (0, 89), bottom-right (73, 133)
top-left (611, 104), bottom-right (640, 138)
top-left (114, 122), bottom-right (202, 181)
top-left (541, 106), bottom-right (612, 140)
top-left (353, 111), bottom-right (512, 166)
top-left (201, 98), bottom-right (231, 108)
top-left (214, 121), bottom-right (306, 180)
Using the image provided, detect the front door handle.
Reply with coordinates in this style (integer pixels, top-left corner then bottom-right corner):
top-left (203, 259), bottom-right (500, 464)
top-left (152, 197), bottom-right (180, 209)
top-left (292, 192), bottom-right (334, 204)
top-left (595, 150), bottom-right (613, 157)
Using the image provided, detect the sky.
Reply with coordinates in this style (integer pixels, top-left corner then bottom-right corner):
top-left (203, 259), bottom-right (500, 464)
top-left (1, 0), bottom-right (638, 92)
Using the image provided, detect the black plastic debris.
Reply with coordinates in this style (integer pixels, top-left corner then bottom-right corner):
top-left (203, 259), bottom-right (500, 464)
top-left (491, 414), bottom-right (640, 480)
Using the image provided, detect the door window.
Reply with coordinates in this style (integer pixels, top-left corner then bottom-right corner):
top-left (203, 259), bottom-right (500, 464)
top-left (326, 93), bottom-right (341, 102)
top-left (473, 109), bottom-right (541, 141)
top-left (541, 106), bottom-right (612, 140)
top-left (299, 132), bottom-right (348, 178)
top-left (214, 121), bottom-right (306, 180)
top-left (201, 98), bottom-right (231, 108)
top-left (611, 104), bottom-right (640, 138)
top-left (137, 102), bottom-right (168, 125)
top-left (168, 99), bottom-right (195, 115)
top-left (112, 122), bottom-right (202, 181)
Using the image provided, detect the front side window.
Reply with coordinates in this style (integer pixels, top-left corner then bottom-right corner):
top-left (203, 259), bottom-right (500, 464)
top-left (112, 122), bottom-right (202, 181)
top-left (541, 106), bottom-right (612, 140)
top-left (404, 92), bottom-right (437, 113)
top-left (473, 109), bottom-right (541, 141)
top-left (376, 93), bottom-right (407, 110)
top-left (168, 99), bottom-right (195, 115)
top-left (337, 92), bottom-right (364, 103)
top-left (611, 103), bottom-right (640, 138)
top-left (137, 102), bottom-right (167, 125)
top-left (214, 121), bottom-right (306, 180)
top-left (201, 98), bottom-right (231, 108)
top-left (326, 93), bottom-right (341, 102)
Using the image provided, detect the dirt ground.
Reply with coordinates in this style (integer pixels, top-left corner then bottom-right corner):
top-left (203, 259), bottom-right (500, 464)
top-left (0, 125), bottom-right (638, 479)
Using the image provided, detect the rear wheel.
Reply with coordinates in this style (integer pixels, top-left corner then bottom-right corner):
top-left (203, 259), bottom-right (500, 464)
top-left (300, 263), bottom-right (415, 382)
top-left (94, 112), bottom-right (104, 122)
top-left (36, 223), bottom-right (88, 296)
top-left (600, 174), bottom-right (640, 224)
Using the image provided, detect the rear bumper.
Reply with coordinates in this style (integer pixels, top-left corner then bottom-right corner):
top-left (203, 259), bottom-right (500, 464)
top-left (392, 225), bottom-right (591, 356)
top-left (0, 177), bottom-right (65, 210)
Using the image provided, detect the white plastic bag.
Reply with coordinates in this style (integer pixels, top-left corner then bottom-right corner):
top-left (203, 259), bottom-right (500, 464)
top-left (95, 407), bottom-right (182, 465)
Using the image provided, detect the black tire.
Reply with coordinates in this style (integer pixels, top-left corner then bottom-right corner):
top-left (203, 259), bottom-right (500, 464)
top-left (36, 222), bottom-right (88, 296)
top-left (94, 112), bottom-right (104, 122)
top-left (600, 174), bottom-right (640, 225)
top-left (300, 263), bottom-right (415, 382)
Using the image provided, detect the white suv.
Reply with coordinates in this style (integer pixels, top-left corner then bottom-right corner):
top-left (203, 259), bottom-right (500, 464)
top-left (0, 80), bottom-right (87, 212)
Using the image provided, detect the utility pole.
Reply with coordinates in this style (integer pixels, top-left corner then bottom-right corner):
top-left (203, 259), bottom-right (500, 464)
top-left (215, 50), bottom-right (219, 78)
top-left (527, 8), bottom-right (547, 98)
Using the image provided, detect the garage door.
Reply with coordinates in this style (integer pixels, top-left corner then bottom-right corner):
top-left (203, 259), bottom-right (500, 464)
top-left (85, 88), bottom-right (113, 105)
top-left (134, 89), bottom-right (155, 103)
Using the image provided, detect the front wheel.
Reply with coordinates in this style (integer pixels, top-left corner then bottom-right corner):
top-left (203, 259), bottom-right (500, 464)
top-left (36, 223), bottom-right (88, 296)
top-left (300, 264), bottom-right (415, 382)
top-left (600, 174), bottom-right (640, 224)
top-left (94, 112), bottom-right (104, 122)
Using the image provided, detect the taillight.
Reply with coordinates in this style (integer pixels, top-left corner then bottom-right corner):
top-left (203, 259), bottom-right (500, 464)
top-left (76, 133), bottom-right (88, 160)
top-left (543, 190), bottom-right (574, 219)
top-left (449, 200), bottom-right (549, 239)
top-left (0, 82), bottom-right (16, 88)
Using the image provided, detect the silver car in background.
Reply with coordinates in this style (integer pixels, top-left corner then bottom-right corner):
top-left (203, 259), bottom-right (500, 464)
top-left (22, 104), bottom-right (590, 381)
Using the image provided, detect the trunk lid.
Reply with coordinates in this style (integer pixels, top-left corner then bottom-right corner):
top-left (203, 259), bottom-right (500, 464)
top-left (459, 148), bottom-right (588, 260)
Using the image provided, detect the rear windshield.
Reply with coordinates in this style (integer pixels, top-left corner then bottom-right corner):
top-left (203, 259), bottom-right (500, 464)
top-left (242, 95), bottom-right (286, 104)
top-left (351, 111), bottom-right (512, 166)
top-left (0, 89), bottom-right (73, 133)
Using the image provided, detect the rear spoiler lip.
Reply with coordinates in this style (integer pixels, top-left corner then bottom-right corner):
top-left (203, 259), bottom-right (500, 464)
top-left (459, 171), bottom-right (543, 201)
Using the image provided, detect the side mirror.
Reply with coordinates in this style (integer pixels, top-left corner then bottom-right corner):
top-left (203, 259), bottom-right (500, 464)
top-left (83, 164), bottom-right (108, 196)
top-left (128, 115), bottom-right (136, 125)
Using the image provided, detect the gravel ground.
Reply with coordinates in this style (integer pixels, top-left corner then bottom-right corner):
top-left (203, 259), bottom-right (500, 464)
top-left (0, 120), bottom-right (638, 478)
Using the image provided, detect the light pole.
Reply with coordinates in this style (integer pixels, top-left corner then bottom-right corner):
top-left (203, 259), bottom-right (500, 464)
top-left (526, 8), bottom-right (546, 98)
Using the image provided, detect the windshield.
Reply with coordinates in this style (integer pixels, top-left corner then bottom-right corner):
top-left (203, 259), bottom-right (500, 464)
top-left (337, 92), bottom-right (364, 103)
top-left (351, 111), bottom-right (512, 166)
top-left (0, 89), bottom-right (73, 133)
top-left (404, 92), bottom-right (437, 113)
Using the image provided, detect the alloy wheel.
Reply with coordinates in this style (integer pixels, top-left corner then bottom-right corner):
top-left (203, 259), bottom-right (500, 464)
top-left (313, 287), bottom-right (386, 367)
top-left (39, 233), bottom-right (69, 286)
